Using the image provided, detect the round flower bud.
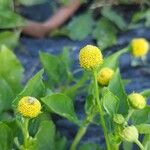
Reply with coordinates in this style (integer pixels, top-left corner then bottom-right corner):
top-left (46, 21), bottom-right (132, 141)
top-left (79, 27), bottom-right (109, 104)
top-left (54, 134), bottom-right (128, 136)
top-left (79, 45), bottom-right (103, 69)
top-left (121, 126), bottom-right (139, 142)
top-left (128, 93), bottom-right (146, 109)
top-left (113, 114), bottom-right (125, 124)
top-left (97, 67), bottom-right (114, 86)
top-left (130, 38), bottom-right (149, 57)
top-left (18, 96), bottom-right (41, 118)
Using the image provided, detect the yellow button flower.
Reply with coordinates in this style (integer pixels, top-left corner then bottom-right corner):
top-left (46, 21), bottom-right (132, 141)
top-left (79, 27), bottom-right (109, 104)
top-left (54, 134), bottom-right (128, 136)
top-left (121, 126), bottom-right (139, 142)
top-left (79, 45), bottom-right (103, 69)
top-left (128, 93), bottom-right (146, 109)
top-left (97, 67), bottom-right (114, 86)
top-left (18, 96), bottom-right (41, 118)
top-left (131, 38), bottom-right (149, 57)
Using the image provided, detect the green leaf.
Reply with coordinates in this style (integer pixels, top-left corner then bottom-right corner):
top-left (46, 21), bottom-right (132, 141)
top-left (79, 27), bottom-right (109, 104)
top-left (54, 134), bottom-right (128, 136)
top-left (101, 7), bottom-right (127, 30)
top-left (0, 0), bottom-right (12, 10)
top-left (108, 69), bottom-right (129, 115)
top-left (12, 70), bottom-right (45, 107)
top-left (0, 10), bottom-right (25, 29)
top-left (0, 45), bottom-right (24, 93)
top-left (93, 18), bottom-right (117, 50)
top-left (131, 106), bottom-right (150, 124)
top-left (39, 52), bottom-right (67, 88)
top-left (140, 89), bottom-right (150, 98)
top-left (79, 143), bottom-right (102, 150)
top-left (136, 124), bottom-right (150, 134)
top-left (66, 12), bottom-right (94, 40)
top-left (123, 141), bottom-right (133, 150)
top-left (0, 31), bottom-right (20, 48)
top-left (84, 95), bottom-right (94, 115)
top-left (102, 88), bottom-right (119, 117)
top-left (101, 48), bottom-right (127, 70)
top-left (55, 133), bottom-right (67, 150)
top-left (35, 121), bottom-right (56, 150)
top-left (0, 122), bottom-right (13, 150)
top-left (41, 93), bottom-right (80, 125)
top-left (132, 9), bottom-right (150, 27)
top-left (0, 76), bottom-right (14, 112)
top-left (17, 0), bottom-right (47, 6)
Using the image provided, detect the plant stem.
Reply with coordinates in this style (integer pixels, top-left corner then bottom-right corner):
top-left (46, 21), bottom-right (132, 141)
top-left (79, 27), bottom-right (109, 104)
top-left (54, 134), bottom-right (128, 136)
top-left (126, 109), bottom-right (134, 122)
top-left (93, 70), bottom-right (111, 150)
top-left (70, 112), bottom-right (94, 150)
top-left (142, 134), bottom-right (150, 150)
top-left (70, 124), bottom-right (88, 150)
top-left (135, 139), bottom-right (145, 150)
top-left (22, 118), bottom-right (30, 149)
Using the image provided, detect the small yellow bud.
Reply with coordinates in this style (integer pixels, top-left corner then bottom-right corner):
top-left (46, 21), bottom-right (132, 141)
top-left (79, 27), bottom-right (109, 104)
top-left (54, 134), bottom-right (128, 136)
top-left (121, 126), bottom-right (139, 142)
top-left (97, 67), bottom-right (114, 86)
top-left (128, 93), bottom-right (146, 109)
top-left (131, 38), bottom-right (149, 57)
top-left (79, 45), bottom-right (103, 69)
top-left (113, 114), bottom-right (125, 124)
top-left (18, 96), bottom-right (41, 118)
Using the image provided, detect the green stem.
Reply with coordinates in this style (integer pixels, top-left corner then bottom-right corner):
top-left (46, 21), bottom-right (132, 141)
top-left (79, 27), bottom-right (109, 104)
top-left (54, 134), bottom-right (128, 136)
top-left (22, 118), bottom-right (30, 149)
top-left (70, 124), bottom-right (88, 150)
top-left (70, 113), bottom-right (94, 150)
top-left (93, 70), bottom-right (111, 150)
top-left (135, 139), bottom-right (145, 150)
top-left (126, 109), bottom-right (134, 122)
top-left (142, 134), bottom-right (150, 150)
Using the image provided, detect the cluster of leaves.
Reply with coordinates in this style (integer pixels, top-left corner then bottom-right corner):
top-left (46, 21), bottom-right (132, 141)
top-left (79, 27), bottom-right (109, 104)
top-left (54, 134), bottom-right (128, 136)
top-left (53, 1), bottom-right (150, 50)
top-left (0, 43), bottom-right (150, 150)
top-left (0, 44), bottom-right (88, 149)
top-left (53, 8), bottom-right (127, 50)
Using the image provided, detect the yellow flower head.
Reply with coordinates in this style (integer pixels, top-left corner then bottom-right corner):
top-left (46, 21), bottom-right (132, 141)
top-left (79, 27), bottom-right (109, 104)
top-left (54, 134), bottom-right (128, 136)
top-left (18, 96), bottom-right (41, 118)
top-left (128, 93), bottom-right (146, 109)
top-left (97, 67), bottom-right (114, 86)
top-left (131, 38), bottom-right (149, 57)
top-left (121, 126), bottom-right (139, 142)
top-left (79, 45), bottom-right (103, 69)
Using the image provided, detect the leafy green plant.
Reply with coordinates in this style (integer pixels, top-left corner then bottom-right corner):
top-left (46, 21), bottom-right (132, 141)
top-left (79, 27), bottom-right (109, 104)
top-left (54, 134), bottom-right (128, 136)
top-left (0, 31), bottom-right (150, 150)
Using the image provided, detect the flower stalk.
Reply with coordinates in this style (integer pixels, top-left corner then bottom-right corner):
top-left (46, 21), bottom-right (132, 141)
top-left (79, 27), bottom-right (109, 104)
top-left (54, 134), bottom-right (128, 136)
top-left (22, 118), bottom-right (30, 149)
top-left (70, 113), bottom-right (94, 150)
top-left (93, 69), bottom-right (111, 150)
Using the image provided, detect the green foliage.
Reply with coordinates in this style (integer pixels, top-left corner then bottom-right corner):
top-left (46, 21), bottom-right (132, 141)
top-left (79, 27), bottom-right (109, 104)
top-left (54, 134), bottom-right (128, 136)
top-left (0, 76), bottom-right (14, 112)
top-left (79, 143), bottom-right (101, 150)
top-left (41, 93), bottom-right (80, 125)
top-left (0, 122), bottom-right (13, 150)
top-left (102, 88), bottom-right (119, 117)
top-left (0, 45), bottom-right (24, 93)
top-left (132, 9), bottom-right (150, 27)
top-left (0, 0), bottom-right (12, 10)
top-left (101, 7), bottom-right (127, 30)
top-left (39, 51), bottom-right (68, 88)
top-left (136, 124), bottom-right (150, 134)
top-left (35, 121), bottom-right (56, 150)
top-left (65, 12), bottom-right (94, 40)
top-left (140, 89), bottom-right (150, 98)
top-left (108, 69), bottom-right (129, 115)
top-left (92, 18), bottom-right (117, 50)
top-left (131, 107), bottom-right (150, 124)
top-left (0, 31), bottom-right (20, 48)
top-left (100, 48), bottom-right (127, 70)
top-left (0, 10), bottom-right (25, 29)
top-left (12, 70), bottom-right (45, 107)
top-left (17, 0), bottom-right (47, 6)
